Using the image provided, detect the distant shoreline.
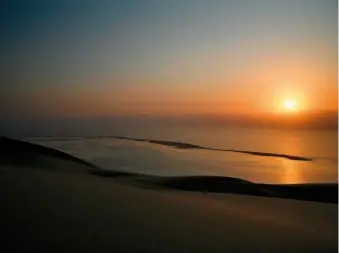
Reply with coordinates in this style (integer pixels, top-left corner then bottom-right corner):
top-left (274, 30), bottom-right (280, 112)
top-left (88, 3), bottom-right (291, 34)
top-left (1, 136), bottom-right (336, 204)
top-left (23, 135), bottom-right (313, 161)
top-left (112, 136), bottom-right (313, 161)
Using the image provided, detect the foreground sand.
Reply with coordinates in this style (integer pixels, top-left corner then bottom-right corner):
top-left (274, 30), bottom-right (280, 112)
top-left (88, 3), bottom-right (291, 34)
top-left (0, 136), bottom-right (337, 252)
top-left (1, 166), bottom-right (337, 253)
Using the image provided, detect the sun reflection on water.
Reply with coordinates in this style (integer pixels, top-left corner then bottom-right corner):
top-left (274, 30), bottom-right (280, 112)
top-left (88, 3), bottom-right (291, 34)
top-left (280, 159), bottom-right (302, 184)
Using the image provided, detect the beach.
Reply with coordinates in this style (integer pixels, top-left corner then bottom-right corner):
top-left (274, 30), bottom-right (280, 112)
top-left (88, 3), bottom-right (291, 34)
top-left (0, 137), bottom-right (337, 253)
top-left (2, 1), bottom-right (337, 252)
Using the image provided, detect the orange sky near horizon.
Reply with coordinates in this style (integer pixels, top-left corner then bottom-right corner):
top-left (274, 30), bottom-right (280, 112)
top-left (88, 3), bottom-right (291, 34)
top-left (10, 53), bottom-right (337, 118)
top-left (2, 1), bottom-right (337, 122)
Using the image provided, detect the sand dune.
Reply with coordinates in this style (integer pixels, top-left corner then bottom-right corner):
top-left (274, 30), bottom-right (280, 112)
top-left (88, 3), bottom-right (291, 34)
top-left (0, 136), bottom-right (337, 253)
top-left (1, 168), bottom-right (337, 253)
top-left (0, 136), bottom-right (98, 170)
top-left (1, 136), bottom-right (336, 203)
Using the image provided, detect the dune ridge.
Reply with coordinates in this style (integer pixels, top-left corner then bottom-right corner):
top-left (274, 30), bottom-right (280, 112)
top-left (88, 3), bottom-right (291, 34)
top-left (1, 136), bottom-right (336, 204)
top-left (0, 136), bottom-right (99, 170)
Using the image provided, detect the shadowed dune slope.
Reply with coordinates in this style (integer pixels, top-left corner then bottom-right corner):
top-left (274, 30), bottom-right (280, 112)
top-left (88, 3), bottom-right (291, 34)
top-left (0, 136), bottom-right (99, 173)
top-left (1, 167), bottom-right (337, 253)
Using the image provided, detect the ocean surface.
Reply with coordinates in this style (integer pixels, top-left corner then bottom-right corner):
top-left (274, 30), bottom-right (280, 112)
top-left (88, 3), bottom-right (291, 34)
top-left (25, 125), bottom-right (337, 184)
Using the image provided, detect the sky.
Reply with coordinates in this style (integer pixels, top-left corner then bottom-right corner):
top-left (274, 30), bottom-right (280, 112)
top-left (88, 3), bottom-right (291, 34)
top-left (1, 0), bottom-right (338, 128)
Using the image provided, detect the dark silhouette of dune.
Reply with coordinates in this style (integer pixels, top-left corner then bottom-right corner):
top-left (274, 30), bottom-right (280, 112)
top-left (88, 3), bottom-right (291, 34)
top-left (149, 176), bottom-right (337, 204)
top-left (0, 136), bottom-right (99, 170)
top-left (112, 136), bottom-right (312, 161)
top-left (0, 136), bottom-right (336, 203)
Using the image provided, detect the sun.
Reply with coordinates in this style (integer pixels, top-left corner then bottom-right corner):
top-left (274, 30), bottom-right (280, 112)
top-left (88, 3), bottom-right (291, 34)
top-left (283, 99), bottom-right (297, 111)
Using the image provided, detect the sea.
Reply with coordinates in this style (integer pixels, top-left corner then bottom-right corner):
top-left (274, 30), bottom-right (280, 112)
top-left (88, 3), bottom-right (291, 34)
top-left (25, 124), bottom-right (337, 184)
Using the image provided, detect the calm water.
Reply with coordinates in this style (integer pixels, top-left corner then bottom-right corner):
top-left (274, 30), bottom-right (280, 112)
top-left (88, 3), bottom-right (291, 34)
top-left (27, 125), bottom-right (337, 184)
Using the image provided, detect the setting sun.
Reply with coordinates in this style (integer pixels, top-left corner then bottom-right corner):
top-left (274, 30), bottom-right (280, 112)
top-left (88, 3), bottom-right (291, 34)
top-left (283, 99), bottom-right (297, 111)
